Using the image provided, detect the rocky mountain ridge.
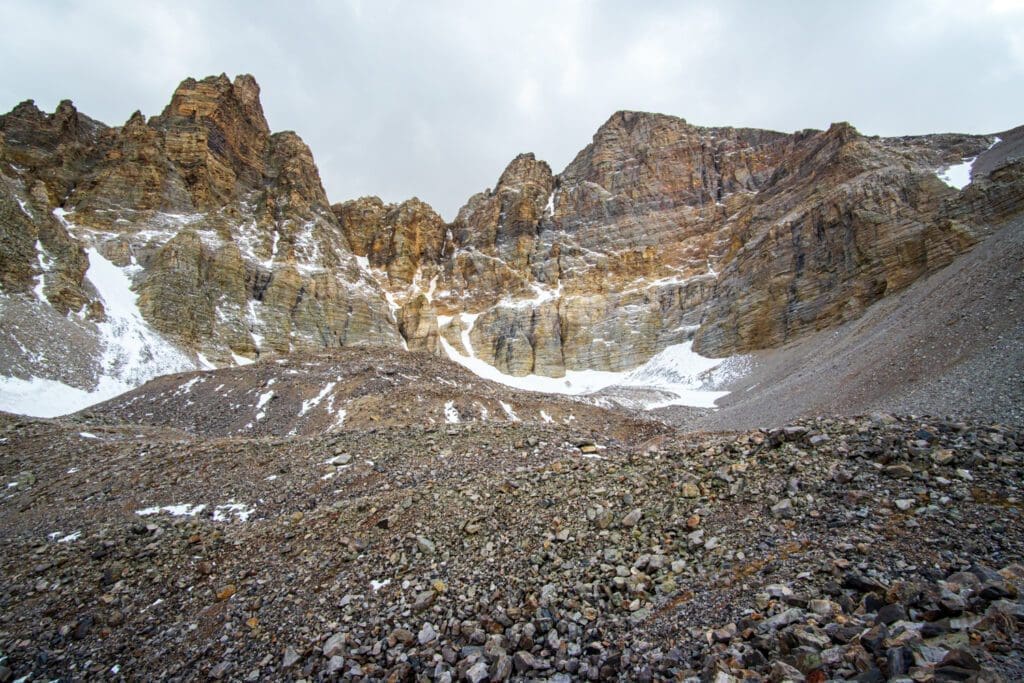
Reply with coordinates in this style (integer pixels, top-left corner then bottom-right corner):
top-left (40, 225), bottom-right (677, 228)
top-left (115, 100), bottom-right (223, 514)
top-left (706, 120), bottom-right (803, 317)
top-left (1, 74), bottom-right (1022, 411)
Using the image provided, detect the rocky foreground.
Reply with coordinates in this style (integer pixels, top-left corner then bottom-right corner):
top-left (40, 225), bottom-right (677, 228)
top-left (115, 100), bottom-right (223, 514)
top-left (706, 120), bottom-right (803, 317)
top-left (1, 407), bottom-right (1022, 681)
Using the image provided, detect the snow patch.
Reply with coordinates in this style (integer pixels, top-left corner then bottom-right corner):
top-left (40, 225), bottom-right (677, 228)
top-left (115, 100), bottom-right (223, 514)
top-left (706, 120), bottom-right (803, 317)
top-left (936, 159), bottom-right (975, 190)
top-left (544, 189), bottom-right (556, 216)
top-left (299, 381), bottom-right (337, 416)
top-left (213, 502), bottom-right (255, 522)
top-left (444, 400), bottom-right (460, 423)
top-left (33, 240), bottom-right (52, 302)
top-left (255, 390), bottom-right (274, 420)
top-left (136, 504), bottom-right (206, 517)
top-left (439, 338), bottom-right (744, 409)
top-left (499, 401), bottom-right (520, 421)
top-left (232, 352), bottom-right (254, 366)
top-left (85, 246), bottom-right (196, 387)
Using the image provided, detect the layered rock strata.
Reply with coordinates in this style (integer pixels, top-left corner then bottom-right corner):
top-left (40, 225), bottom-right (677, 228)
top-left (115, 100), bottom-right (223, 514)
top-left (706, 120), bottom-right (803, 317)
top-left (0, 74), bottom-right (401, 394)
top-left (2, 76), bottom-right (1022, 390)
top-left (339, 113), bottom-right (1023, 375)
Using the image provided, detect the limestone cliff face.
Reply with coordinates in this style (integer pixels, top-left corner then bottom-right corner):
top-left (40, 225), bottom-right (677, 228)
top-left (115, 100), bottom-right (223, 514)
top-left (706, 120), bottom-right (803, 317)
top-left (0, 74), bottom-right (401, 382)
top-left (341, 112), bottom-right (1023, 377)
top-left (334, 196), bottom-right (448, 286)
top-left (2, 77), bottom-right (1022, 390)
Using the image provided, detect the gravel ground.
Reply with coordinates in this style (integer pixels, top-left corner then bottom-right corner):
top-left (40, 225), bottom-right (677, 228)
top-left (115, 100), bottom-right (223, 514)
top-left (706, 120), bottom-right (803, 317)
top-left (1, 409), bottom-right (1023, 681)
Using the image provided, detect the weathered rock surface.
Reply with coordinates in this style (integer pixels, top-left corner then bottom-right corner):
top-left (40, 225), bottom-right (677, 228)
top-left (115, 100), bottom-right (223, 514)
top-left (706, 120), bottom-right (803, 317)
top-left (2, 75), bottom-right (1023, 393)
top-left (336, 111), bottom-right (1024, 377)
top-left (0, 74), bottom-right (401, 397)
top-left (2, 399), bottom-right (1022, 680)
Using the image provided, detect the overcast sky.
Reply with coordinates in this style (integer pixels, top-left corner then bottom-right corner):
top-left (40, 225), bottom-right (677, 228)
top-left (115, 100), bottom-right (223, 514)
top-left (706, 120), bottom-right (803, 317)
top-left (2, 1), bottom-right (1022, 218)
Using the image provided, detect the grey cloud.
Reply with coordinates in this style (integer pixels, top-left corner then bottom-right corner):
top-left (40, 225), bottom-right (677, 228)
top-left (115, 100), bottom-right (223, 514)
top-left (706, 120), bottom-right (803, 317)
top-left (1, 0), bottom-right (1021, 218)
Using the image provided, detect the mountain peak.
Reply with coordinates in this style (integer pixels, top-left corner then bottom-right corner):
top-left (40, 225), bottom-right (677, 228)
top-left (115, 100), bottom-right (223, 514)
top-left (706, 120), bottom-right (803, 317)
top-left (160, 73), bottom-right (270, 136)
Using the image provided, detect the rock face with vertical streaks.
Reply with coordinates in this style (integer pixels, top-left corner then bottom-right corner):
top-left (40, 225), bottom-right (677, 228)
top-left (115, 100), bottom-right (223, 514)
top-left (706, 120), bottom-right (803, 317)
top-left (1, 74), bottom-right (1023, 397)
top-left (341, 111), bottom-right (1023, 376)
top-left (0, 74), bottom-right (401, 399)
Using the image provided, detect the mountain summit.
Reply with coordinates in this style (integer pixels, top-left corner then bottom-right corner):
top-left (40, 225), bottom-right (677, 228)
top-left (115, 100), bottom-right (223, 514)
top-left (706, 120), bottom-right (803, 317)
top-left (1, 74), bottom-right (1022, 414)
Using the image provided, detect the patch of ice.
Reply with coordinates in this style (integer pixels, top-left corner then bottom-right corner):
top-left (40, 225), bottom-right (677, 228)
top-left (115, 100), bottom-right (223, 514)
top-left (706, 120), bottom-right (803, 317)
top-left (79, 432), bottom-right (98, 439)
top-left (444, 400), bottom-right (460, 423)
top-left (56, 531), bottom-right (81, 543)
top-left (265, 475), bottom-right (278, 481)
top-left (196, 352), bottom-right (217, 370)
top-left (371, 578), bottom-right (391, 591)
top-left (540, 410), bottom-right (554, 423)
top-left (213, 502), bottom-right (255, 522)
top-left (299, 381), bottom-right (337, 416)
top-left (500, 401), bottom-right (520, 422)
top-left (232, 352), bottom-right (254, 366)
top-left (136, 504), bottom-right (206, 517)
top-left (439, 338), bottom-right (743, 409)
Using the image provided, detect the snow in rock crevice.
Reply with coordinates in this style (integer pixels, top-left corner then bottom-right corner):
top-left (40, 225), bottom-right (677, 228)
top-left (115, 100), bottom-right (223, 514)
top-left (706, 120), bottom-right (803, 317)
top-left (0, 242), bottom-right (197, 418)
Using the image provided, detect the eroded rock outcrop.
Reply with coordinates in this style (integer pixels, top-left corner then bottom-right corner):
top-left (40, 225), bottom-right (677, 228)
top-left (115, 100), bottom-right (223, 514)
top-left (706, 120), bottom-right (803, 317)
top-left (344, 111), bottom-right (1022, 377)
top-left (2, 77), bottom-right (1022, 391)
top-left (0, 74), bottom-right (401, 394)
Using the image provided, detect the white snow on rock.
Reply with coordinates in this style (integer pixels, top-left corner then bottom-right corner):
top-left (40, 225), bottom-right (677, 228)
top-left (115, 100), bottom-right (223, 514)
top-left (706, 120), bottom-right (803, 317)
top-left (85, 247), bottom-right (196, 386)
top-left (299, 381), bottom-right (337, 416)
top-left (444, 400), bottom-right (460, 423)
top-left (440, 337), bottom-right (744, 409)
top-left (212, 502), bottom-right (255, 522)
top-left (936, 159), bottom-right (975, 190)
top-left (255, 390), bottom-right (274, 420)
top-left (0, 376), bottom-right (114, 418)
top-left (231, 352), bottom-right (255, 366)
top-left (499, 401), bottom-right (520, 421)
top-left (936, 137), bottom-right (1001, 190)
top-left (136, 504), bottom-right (206, 517)
top-left (33, 240), bottom-right (52, 302)
top-left (0, 242), bottom-right (200, 418)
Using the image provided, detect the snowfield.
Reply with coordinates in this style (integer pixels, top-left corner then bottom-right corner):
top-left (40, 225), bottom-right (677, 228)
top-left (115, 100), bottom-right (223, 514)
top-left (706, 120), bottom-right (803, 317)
top-left (439, 333), bottom-right (745, 409)
top-left (0, 240), bottom-right (198, 417)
